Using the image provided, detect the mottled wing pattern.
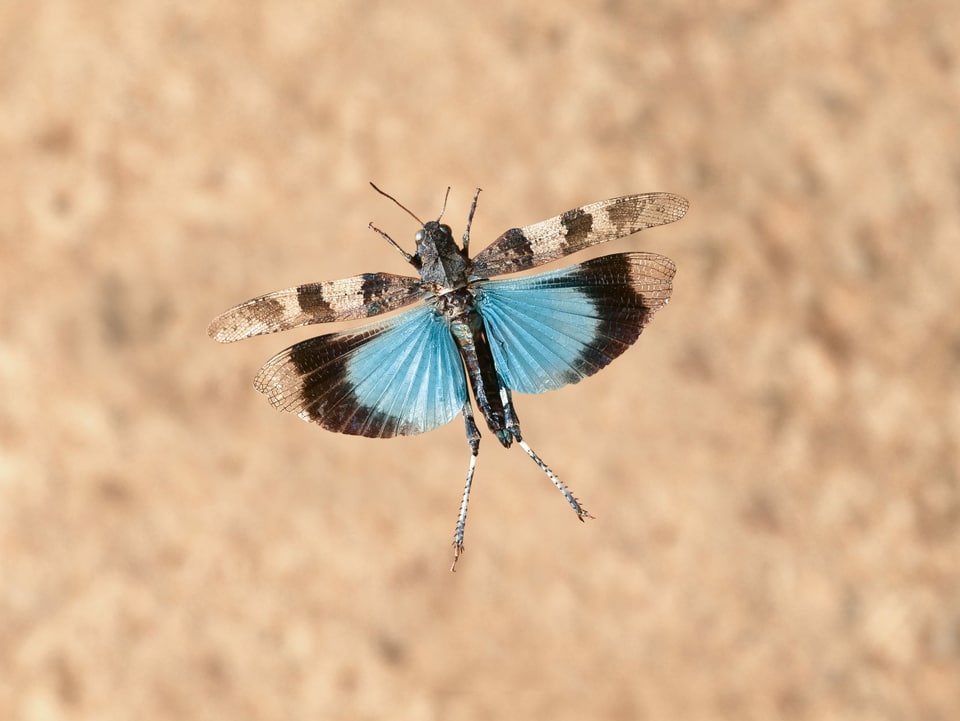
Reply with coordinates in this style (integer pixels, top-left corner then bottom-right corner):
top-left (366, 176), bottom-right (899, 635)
top-left (253, 303), bottom-right (468, 438)
top-left (470, 193), bottom-right (687, 279)
top-left (473, 252), bottom-right (675, 395)
top-left (208, 273), bottom-right (426, 343)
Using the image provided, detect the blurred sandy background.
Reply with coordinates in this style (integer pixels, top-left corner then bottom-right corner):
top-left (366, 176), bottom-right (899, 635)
top-left (2, 1), bottom-right (959, 719)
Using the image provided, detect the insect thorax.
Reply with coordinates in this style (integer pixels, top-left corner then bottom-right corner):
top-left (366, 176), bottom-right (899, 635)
top-left (415, 221), bottom-right (471, 290)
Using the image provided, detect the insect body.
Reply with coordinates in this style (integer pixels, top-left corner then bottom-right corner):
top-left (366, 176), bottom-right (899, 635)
top-left (208, 185), bottom-right (687, 569)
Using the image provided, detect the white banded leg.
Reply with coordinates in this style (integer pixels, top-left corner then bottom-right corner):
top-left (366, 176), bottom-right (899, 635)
top-left (500, 386), bottom-right (592, 522)
top-left (517, 438), bottom-right (592, 521)
top-left (451, 400), bottom-right (482, 571)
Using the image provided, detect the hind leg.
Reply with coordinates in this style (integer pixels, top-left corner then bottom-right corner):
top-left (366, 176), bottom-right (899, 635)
top-left (500, 386), bottom-right (592, 521)
top-left (451, 400), bottom-right (482, 571)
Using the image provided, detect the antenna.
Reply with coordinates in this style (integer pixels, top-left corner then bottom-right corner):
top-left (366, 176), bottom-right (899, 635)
top-left (369, 182), bottom-right (424, 226)
top-left (437, 186), bottom-right (452, 222)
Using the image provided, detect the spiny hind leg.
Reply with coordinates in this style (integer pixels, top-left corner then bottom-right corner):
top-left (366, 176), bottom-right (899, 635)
top-left (451, 400), bottom-right (482, 571)
top-left (517, 438), bottom-right (593, 521)
top-left (500, 387), bottom-right (592, 521)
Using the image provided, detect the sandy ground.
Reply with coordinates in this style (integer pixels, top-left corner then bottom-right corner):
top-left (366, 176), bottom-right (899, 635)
top-left (2, 2), bottom-right (959, 719)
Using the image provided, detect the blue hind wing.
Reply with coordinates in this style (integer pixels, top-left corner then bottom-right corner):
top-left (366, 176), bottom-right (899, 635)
top-left (254, 303), bottom-right (468, 437)
top-left (473, 252), bottom-right (675, 395)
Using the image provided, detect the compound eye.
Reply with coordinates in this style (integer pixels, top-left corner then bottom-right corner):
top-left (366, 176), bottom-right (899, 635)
top-left (415, 230), bottom-right (424, 242)
top-left (439, 224), bottom-right (452, 234)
